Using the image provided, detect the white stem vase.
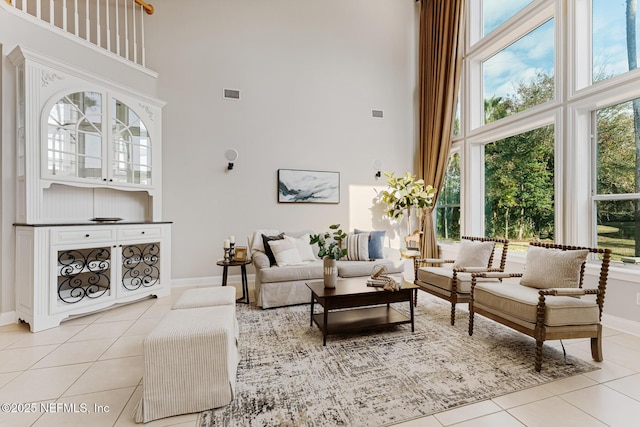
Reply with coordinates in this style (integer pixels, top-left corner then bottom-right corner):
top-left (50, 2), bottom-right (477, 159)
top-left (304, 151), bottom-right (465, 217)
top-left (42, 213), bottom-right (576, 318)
top-left (323, 258), bottom-right (338, 288)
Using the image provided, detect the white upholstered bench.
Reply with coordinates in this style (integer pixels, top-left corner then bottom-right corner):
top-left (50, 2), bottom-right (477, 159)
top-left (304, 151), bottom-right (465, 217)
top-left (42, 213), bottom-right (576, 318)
top-left (172, 286), bottom-right (237, 309)
top-left (134, 287), bottom-right (239, 423)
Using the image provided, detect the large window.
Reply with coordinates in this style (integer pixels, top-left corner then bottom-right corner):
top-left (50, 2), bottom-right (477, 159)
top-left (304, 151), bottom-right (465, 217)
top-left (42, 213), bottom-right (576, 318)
top-left (485, 125), bottom-right (555, 247)
top-left (595, 100), bottom-right (640, 261)
top-left (457, 0), bottom-right (640, 266)
top-left (592, 0), bottom-right (640, 83)
top-left (483, 0), bottom-right (534, 36)
top-left (483, 19), bottom-right (555, 124)
top-left (436, 153), bottom-right (461, 242)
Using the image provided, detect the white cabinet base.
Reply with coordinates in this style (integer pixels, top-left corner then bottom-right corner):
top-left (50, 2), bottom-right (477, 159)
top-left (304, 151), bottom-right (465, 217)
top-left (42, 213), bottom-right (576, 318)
top-left (16, 223), bottom-right (171, 332)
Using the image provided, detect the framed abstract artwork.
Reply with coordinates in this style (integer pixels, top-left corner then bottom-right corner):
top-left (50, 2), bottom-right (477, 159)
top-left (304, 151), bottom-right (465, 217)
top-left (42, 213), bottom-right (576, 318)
top-left (277, 169), bottom-right (340, 204)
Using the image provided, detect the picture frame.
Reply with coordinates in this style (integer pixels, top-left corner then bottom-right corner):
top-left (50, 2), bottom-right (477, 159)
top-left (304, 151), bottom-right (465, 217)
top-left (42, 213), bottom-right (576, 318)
top-left (234, 246), bottom-right (248, 261)
top-left (277, 169), bottom-right (340, 204)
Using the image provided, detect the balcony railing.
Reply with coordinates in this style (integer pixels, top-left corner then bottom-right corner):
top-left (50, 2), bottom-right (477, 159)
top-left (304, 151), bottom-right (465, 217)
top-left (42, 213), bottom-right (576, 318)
top-left (4, 0), bottom-right (153, 68)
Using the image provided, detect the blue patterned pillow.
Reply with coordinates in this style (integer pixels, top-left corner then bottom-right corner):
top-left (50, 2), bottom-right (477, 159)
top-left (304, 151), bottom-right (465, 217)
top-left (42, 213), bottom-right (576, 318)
top-left (354, 229), bottom-right (386, 259)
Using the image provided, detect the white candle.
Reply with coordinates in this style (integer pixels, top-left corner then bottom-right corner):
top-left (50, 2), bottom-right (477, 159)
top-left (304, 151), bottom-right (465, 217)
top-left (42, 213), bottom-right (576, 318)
top-left (224, 239), bottom-right (230, 249)
top-left (229, 235), bottom-right (235, 244)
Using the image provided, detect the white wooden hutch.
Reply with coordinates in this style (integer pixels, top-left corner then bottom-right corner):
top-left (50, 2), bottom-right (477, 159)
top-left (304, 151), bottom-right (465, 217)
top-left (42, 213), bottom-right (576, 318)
top-left (9, 46), bottom-right (171, 332)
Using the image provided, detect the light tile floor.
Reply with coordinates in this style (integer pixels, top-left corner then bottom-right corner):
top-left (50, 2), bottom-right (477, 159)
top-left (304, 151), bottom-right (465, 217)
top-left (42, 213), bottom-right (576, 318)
top-left (1, 285), bottom-right (639, 427)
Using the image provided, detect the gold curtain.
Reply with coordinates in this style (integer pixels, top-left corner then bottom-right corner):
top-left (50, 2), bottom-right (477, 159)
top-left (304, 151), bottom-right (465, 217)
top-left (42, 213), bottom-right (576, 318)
top-left (418, 0), bottom-right (466, 258)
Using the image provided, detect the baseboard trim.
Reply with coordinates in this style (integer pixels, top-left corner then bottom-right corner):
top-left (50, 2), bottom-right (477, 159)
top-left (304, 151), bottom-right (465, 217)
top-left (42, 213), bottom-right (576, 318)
top-left (602, 313), bottom-right (640, 337)
top-left (0, 311), bottom-right (17, 327)
top-left (171, 274), bottom-right (256, 288)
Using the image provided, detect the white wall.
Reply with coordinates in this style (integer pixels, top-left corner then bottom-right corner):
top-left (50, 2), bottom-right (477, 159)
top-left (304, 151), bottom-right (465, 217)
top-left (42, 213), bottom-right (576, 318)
top-left (145, 0), bottom-right (420, 281)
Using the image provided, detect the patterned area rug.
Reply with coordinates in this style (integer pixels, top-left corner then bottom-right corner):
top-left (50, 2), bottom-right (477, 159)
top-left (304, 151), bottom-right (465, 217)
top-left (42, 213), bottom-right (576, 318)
top-left (198, 293), bottom-right (597, 427)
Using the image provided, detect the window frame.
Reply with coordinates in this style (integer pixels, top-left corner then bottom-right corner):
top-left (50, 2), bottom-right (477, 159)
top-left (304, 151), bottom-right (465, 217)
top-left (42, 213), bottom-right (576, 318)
top-left (454, 0), bottom-right (640, 270)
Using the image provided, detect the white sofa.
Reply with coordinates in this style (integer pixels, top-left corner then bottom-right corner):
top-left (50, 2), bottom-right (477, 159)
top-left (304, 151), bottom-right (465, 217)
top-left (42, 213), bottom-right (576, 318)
top-left (249, 229), bottom-right (405, 308)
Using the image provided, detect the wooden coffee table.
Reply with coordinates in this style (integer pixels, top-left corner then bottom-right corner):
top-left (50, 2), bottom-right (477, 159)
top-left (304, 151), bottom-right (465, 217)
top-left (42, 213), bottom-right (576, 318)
top-left (307, 277), bottom-right (418, 345)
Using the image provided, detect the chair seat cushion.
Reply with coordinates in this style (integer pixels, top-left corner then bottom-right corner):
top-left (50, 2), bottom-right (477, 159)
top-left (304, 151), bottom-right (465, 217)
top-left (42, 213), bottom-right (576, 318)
top-left (474, 282), bottom-right (600, 327)
top-left (417, 267), bottom-right (499, 294)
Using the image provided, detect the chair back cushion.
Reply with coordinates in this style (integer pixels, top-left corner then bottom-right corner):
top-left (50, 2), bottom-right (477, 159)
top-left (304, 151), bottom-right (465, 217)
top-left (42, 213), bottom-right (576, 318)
top-left (452, 240), bottom-right (495, 269)
top-left (520, 246), bottom-right (589, 289)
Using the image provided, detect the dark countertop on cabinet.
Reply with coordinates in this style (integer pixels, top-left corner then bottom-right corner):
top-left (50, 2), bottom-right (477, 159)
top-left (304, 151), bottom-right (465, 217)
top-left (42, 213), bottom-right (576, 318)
top-left (14, 221), bottom-right (173, 227)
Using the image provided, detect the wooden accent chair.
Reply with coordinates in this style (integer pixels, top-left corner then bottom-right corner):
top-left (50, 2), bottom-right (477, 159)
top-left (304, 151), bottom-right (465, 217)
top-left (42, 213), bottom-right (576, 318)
top-left (469, 242), bottom-right (611, 372)
top-left (413, 236), bottom-right (509, 325)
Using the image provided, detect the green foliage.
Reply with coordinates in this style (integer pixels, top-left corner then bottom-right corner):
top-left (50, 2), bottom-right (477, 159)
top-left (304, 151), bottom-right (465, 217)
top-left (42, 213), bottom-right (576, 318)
top-left (483, 72), bottom-right (556, 241)
top-left (436, 153), bottom-right (461, 241)
top-left (309, 224), bottom-right (347, 260)
top-left (484, 72), bottom-right (554, 125)
top-left (379, 171), bottom-right (437, 222)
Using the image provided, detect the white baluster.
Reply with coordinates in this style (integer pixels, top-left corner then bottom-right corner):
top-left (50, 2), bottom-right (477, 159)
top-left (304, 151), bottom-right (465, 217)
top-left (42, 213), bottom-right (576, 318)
top-left (74, 0), bottom-right (78, 36)
top-left (36, 0), bottom-right (41, 19)
top-left (140, 3), bottom-right (146, 67)
top-left (106, 0), bottom-right (111, 53)
top-left (95, 0), bottom-right (100, 47)
top-left (62, 0), bottom-right (67, 32)
top-left (124, 0), bottom-right (129, 61)
top-left (132, 2), bottom-right (137, 64)
top-left (49, 0), bottom-right (53, 25)
top-left (85, 0), bottom-right (90, 41)
top-left (115, 0), bottom-right (120, 56)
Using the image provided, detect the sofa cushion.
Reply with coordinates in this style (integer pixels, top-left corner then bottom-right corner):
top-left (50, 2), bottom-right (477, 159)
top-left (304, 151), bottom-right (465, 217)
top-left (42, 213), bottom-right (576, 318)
top-left (342, 233), bottom-right (370, 261)
top-left (452, 240), bottom-right (495, 269)
top-left (474, 282), bottom-right (600, 327)
top-left (262, 233), bottom-right (285, 266)
top-left (284, 234), bottom-right (316, 262)
top-left (260, 261), bottom-right (324, 283)
top-left (520, 246), bottom-right (589, 289)
top-left (337, 259), bottom-right (404, 278)
top-left (268, 238), bottom-right (303, 266)
top-left (355, 229), bottom-right (386, 259)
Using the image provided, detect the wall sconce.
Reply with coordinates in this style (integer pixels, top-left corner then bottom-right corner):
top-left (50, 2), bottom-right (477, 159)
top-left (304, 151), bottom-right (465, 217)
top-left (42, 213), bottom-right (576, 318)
top-left (225, 149), bottom-right (239, 170)
top-left (372, 159), bottom-right (382, 179)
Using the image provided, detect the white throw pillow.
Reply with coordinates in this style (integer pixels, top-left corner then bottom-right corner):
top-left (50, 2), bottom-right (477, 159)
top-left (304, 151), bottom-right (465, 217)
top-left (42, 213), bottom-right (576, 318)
top-left (342, 233), bottom-right (370, 261)
top-left (520, 246), bottom-right (589, 289)
top-left (285, 234), bottom-right (316, 262)
top-left (451, 240), bottom-right (495, 269)
top-left (267, 238), bottom-right (303, 267)
top-left (249, 229), bottom-right (281, 254)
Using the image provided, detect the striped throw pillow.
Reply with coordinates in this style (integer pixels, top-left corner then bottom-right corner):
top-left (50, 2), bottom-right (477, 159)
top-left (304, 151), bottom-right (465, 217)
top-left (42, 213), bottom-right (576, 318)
top-left (342, 233), bottom-right (370, 261)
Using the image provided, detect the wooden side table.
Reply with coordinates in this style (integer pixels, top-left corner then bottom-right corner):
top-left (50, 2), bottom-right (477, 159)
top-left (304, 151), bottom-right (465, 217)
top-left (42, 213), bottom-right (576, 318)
top-left (217, 259), bottom-right (251, 303)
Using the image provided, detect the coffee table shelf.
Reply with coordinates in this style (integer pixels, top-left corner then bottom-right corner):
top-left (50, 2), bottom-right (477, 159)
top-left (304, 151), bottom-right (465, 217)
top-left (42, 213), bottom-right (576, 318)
top-left (312, 306), bottom-right (410, 334)
top-left (307, 278), bottom-right (418, 345)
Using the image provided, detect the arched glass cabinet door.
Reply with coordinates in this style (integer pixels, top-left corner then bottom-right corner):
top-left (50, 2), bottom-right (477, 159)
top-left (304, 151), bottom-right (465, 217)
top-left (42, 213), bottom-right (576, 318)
top-left (47, 92), bottom-right (103, 180)
top-left (112, 99), bottom-right (152, 185)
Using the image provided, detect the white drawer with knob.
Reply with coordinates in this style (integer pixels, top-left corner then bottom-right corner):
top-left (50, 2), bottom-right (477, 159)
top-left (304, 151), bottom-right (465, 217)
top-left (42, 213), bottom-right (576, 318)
top-left (117, 226), bottom-right (163, 241)
top-left (51, 228), bottom-right (115, 244)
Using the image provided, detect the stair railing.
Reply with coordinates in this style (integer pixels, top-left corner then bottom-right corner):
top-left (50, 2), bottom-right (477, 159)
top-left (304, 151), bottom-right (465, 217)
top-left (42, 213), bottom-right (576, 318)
top-left (3, 0), bottom-right (153, 68)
